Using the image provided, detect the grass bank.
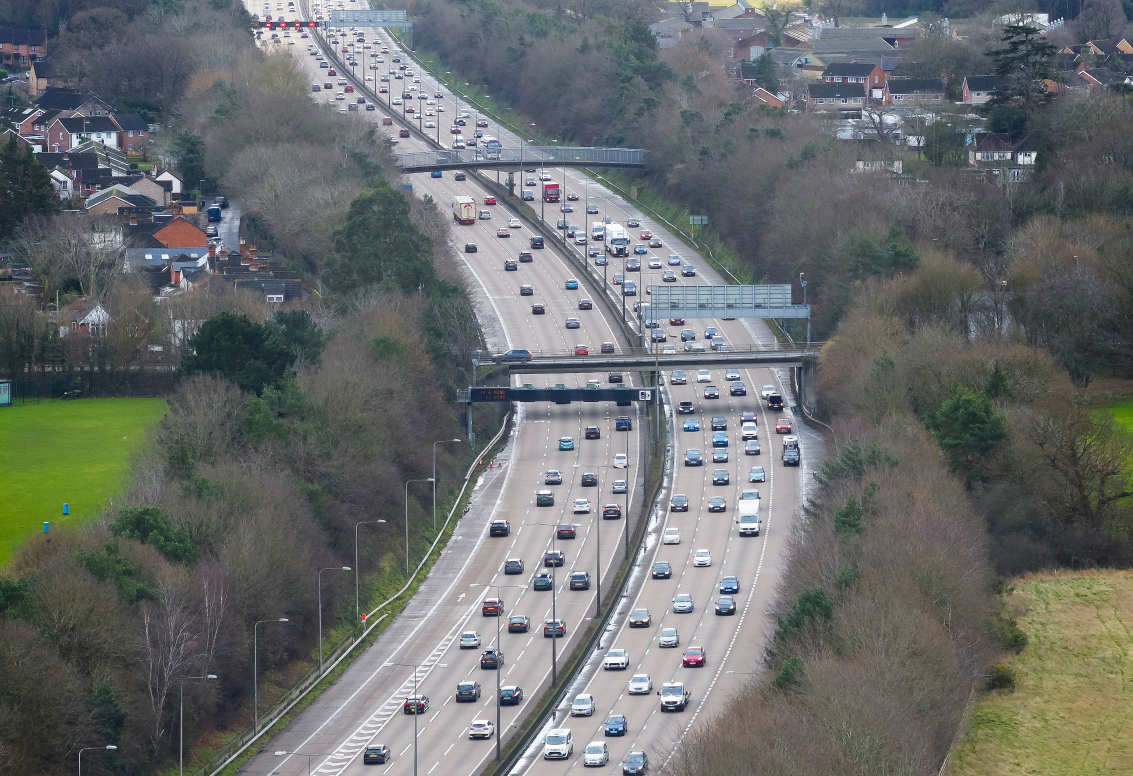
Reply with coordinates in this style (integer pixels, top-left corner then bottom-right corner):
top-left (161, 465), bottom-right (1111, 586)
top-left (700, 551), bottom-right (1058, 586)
top-left (950, 570), bottom-right (1133, 776)
top-left (0, 398), bottom-right (169, 565)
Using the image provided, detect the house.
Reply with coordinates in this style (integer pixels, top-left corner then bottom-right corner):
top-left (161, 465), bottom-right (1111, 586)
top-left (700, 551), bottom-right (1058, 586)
top-left (84, 185), bottom-right (158, 216)
top-left (1085, 38), bottom-right (1133, 57)
top-left (1077, 68), bottom-right (1115, 90)
top-left (47, 116), bottom-right (121, 152)
top-left (961, 75), bottom-right (1004, 104)
top-left (811, 25), bottom-right (916, 48)
top-left (112, 114), bottom-right (150, 153)
top-left (126, 214), bottom-right (208, 251)
top-left (27, 56), bottom-right (64, 95)
top-left (35, 151), bottom-right (104, 198)
top-left (34, 88), bottom-right (114, 117)
top-left (650, 18), bottom-right (693, 48)
top-left (969, 133), bottom-right (1038, 183)
top-left (0, 27), bottom-right (47, 67)
top-left (821, 63), bottom-right (886, 101)
top-left (155, 169), bottom-right (183, 195)
top-left (64, 305), bottom-right (110, 337)
top-left (883, 78), bottom-right (944, 104)
top-left (807, 82), bottom-right (866, 112)
top-left (752, 87), bottom-right (785, 108)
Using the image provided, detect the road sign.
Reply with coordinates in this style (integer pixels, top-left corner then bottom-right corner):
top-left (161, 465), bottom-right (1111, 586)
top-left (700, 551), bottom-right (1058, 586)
top-left (465, 386), bottom-right (651, 406)
top-left (643, 285), bottom-right (809, 320)
top-left (689, 215), bottom-right (708, 225)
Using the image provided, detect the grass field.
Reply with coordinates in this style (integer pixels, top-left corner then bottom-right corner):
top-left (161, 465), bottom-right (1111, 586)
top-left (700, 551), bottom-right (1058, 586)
top-left (1106, 399), bottom-right (1133, 431)
top-left (950, 570), bottom-right (1133, 776)
top-left (0, 398), bottom-right (168, 566)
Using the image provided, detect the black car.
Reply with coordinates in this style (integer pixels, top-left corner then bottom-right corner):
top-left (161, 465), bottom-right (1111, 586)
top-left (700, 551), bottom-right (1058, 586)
top-left (585, 426), bottom-right (601, 440)
top-left (708, 497), bottom-right (727, 512)
top-left (670, 494), bottom-right (689, 512)
top-left (503, 558), bottom-right (524, 575)
top-left (363, 745), bottom-right (391, 764)
top-left (608, 371), bottom-right (623, 383)
top-left (520, 285), bottom-right (534, 296)
top-left (569, 571), bottom-right (591, 590)
top-left (504, 260), bottom-right (518, 271)
top-left (652, 561), bottom-right (672, 579)
top-left (544, 550), bottom-right (565, 567)
top-left (465, 243), bottom-right (477, 253)
top-left (677, 401), bottom-right (695, 415)
top-left (518, 251), bottom-right (533, 263)
top-left (581, 472), bottom-right (598, 487)
top-left (455, 172), bottom-right (466, 181)
top-left (704, 386), bottom-right (720, 399)
top-left (532, 304), bottom-right (545, 314)
top-left (715, 596), bottom-right (737, 616)
top-left (480, 648), bottom-right (504, 669)
top-left (741, 410), bottom-right (757, 424)
top-left (622, 751), bottom-right (648, 775)
top-left (730, 381), bottom-right (747, 396)
top-left (507, 615), bottom-right (530, 633)
top-left (489, 520), bottom-right (510, 537)
top-left (711, 416), bottom-right (728, 431)
top-left (578, 298), bottom-right (593, 310)
top-left (685, 449), bottom-right (703, 466)
top-left (455, 681), bottom-right (481, 702)
top-left (712, 468), bottom-right (731, 485)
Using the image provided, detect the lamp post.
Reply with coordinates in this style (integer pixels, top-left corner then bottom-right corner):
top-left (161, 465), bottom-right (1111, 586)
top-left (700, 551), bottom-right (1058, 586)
top-left (180, 673), bottom-right (217, 776)
top-left (799, 272), bottom-right (810, 347)
top-left (381, 662), bottom-right (425, 776)
top-left (254, 617), bottom-right (289, 734)
top-left (354, 519), bottom-right (387, 632)
top-left (318, 566), bottom-right (351, 674)
top-left (472, 582), bottom-right (526, 761)
top-left (532, 523), bottom-right (564, 686)
top-left (433, 439), bottom-right (462, 531)
top-left (79, 745), bottom-right (117, 774)
top-left (578, 463), bottom-right (609, 618)
top-left (405, 478), bottom-right (434, 576)
top-left (624, 423), bottom-right (631, 560)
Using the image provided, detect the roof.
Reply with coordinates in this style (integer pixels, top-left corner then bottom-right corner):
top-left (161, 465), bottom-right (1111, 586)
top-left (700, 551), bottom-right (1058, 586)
top-left (1088, 39), bottom-right (1122, 55)
top-left (964, 75), bottom-right (1004, 91)
top-left (769, 47), bottom-right (809, 65)
top-left (752, 87), bottom-right (784, 107)
top-left (57, 116), bottom-right (120, 134)
top-left (30, 57), bottom-right (60, 77)
top-left (737, 62), bottom-right (761, 80)
top-left (813, 26), bottom-right (916, 40)
top-left (1080, 69), bottom-right (1115, 85)
top-left (886, 78), bottom-right (944, 94)
top-left (112, 113), bottom-right (148, 132)
top-left (0, 27), bottom-right (47, 47)
top-left (35, 89), bottom-right (93, 111)
top-left (1013, 135), bottom-right (1039, 153)
top-left (971, 132), bottom-right (1014, 151)
top-left (822, 63), bottom-right (879, 77)
top-left (86, 185), bottom-right (155, 208)
top-left (807, 37), bottom-right (897, 54)
top-left (807, 82), bottom-right (866, 99)
top-left (651, 18), bottom-right (692, 34)
top-left (35, 151), bottom-right (101, 171)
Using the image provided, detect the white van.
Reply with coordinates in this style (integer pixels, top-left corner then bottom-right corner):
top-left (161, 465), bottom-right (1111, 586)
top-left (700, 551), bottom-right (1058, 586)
top-left (543, 728), bottom-right (573, 759)
top-left (452, 135), bottom-right (466, 149)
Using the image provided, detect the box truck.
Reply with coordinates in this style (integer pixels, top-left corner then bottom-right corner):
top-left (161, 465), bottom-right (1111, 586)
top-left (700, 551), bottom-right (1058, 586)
top-left (452, 196), bottom-right (476, 225)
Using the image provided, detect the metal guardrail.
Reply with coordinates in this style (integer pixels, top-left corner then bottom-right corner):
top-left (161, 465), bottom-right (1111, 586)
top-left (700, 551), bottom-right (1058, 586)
top-left (395, 147), bottom-right (645, 171)
top-left (493, 343), bottom-right (822, 361)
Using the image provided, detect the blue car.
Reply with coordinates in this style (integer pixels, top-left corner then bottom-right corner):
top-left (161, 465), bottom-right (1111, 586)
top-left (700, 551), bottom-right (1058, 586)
top-left (633, 244), bottom-right (647, 255)
top-left (720, 575), bottom-right (740, 594)
top-left (604, 714), bottom-right (627, 736)
top-left (565, 279), bottom-right (579, 290)
top-left (711, 431), bottom-right (729, 448)
top-left (533, 570), bottom-right (553, 591)
top-left (430, 170), bottom-right (443, 178)
top-left (559, 437), bottom-right (575, 451)
top-left (683, 418), bottom-right (700, 432)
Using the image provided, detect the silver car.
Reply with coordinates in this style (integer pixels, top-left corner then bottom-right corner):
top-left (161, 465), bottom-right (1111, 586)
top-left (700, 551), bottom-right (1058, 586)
top-left (658, 627), bottom-right (680, 647)
top-left (627, 673), bottom-right (653, 694)
top-left (672, 593), bottom-right (694, 613)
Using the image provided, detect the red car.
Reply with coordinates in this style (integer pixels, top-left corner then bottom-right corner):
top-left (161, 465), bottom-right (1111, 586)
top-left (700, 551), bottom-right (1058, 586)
top-left (775, 418), bottom-right (792, 434)
top-left (639, 230), bottom-right (652, 240)
top-left (482, 598), bottom-right (503, 616)
top-left (484, 196), bottom-right (497, 205)
top-left (682, 646), bottom-right (706, 667)
top-left (450, 126), bottom-right (460, 134)
top-left (399, 129), bottom-right (410, 138)
top-left (574, 345), bottom-right (589, 356)
top-left (379, 87), bottom-right (388, 93)
top-left (328, 68), bottom-right (337, 76)
top-left (669, 317), bottom-right (685, 326)
top-left (344, 85), bottom-right (354, 92)
top-left (567, 192), bottom-right (579, 201)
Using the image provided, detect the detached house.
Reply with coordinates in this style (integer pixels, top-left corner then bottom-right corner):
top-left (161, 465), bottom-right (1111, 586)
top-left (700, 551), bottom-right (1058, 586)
top-left (112, 114), bottom-right (150, 153)
top-left (961, 75), bottom-right (1004, 104)
top-left (807, 82), bottom-right (866, 112)
top-left (969, 133), bottom-right (1039, 183)
top-left (821, 63), bottom-right (887, 102)
top-left (47, 116), bottom-right (121, 152)
top-left (883, 78), bottom-right (945, 105)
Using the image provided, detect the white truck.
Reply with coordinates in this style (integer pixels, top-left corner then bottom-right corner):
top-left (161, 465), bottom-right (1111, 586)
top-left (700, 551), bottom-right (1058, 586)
top-left (658, 681), bottom-right (691, 711)
top-left (591, 221), bottom-right (605, 241)
top-left (452, 196), bottom-right (476, 225)
top-left (605, 223), bottom-right (629, 257)
top-left (736, 498), bottom-right (761, 536)
top-left (782, 435), bottom-right (801, 467)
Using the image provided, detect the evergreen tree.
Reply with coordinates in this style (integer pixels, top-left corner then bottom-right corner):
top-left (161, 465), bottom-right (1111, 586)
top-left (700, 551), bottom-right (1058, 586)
top-left (753, 53), bottom-right (780, 94)
top-left (0, 135), bottom-right (57, 239)
top-left (988, 24), bottom-right (1058, 115)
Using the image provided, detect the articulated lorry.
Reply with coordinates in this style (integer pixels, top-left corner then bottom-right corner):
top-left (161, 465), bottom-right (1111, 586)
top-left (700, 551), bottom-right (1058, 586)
top-left (452, 196), bottom-right (476, 225)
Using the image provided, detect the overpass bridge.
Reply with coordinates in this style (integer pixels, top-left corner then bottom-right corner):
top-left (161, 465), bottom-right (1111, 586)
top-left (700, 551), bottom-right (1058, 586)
top-left (488, 344), bottom-right (821, 374)
top-left (393, 147), bottom-right (645, 173)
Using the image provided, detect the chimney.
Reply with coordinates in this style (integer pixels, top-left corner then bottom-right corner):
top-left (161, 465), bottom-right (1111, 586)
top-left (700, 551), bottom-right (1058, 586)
top-left (208, 244), bottom-right (216, 259)
top-left (171, 268), bottom-right (181, 286)
top-left (249, 244), bottom-right (257, 259)
top-left (218, 245), bottom-right (228, 259)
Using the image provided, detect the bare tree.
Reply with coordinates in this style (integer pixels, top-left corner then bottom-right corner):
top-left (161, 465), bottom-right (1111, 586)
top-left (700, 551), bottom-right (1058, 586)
top-left (140, 572), bottom-right (200, 752)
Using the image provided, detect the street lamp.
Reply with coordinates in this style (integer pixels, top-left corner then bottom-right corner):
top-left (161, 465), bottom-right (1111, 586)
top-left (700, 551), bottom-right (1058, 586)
top-left (318, 566), bottom-right (351, 674)
top-left (799, 272), bottom-right (809, 347)
top-left (382, 662), bottom-right (425, 776)
top-left (405, 478), bottom-right (434, 575)
top-left (577, 463), bottom-right (609, 618)
top-left (433, 439), bottom-right (462, 531)
top-left (180, 674), bottom-right (217, 776)
top-left (472, 582), bottom-right (527, 761)
top-left (79, 745), bottom-right (117, 773)
top-left (355, 519), bottom-right (387, 631)
top-left (532, 522), bottom-right (564, 686)
top-left (254, 617), bottom-right (290, 734)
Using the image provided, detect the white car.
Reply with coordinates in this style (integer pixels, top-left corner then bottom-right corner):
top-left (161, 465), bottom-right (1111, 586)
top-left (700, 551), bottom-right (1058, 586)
top-left (570, 694), bottom-right (595, 716)
top-left (696, 370), bottom-right (711, 383)
top-left (508, 218), bottom-right (521, 228)
top-left (459, 631), bottom-right (481, 649)
top-left (335, 92), bottom-right (346, 100)
top-left (543, 729), bottom-right (573, 760)
top-left (662, 527), bottom-right (681, 544)
top-left (649, 257), bottom-right (662, 269)
top-left (583, 741), bottom-right (610, 767)
top-left (693, 549), bottom-right (712, 567)
top-left (573, 499), bottom-right (592, 514)
top-left (392, 98), bottom-right (402, 104)
top-left (627, 673), bottom-right (653, 694)
top-left (613, 453), bottom-right (628, 469)
top-left (425, 120), bottom-right (436, 128)
top-left (760, 384), bottom-right (776, 399)
top-left (603, 648), bottom-right (630, 670)
top-left (468, 719), bottom-right (495, 739)
top-left (540, 171), bottom-right (551, 180)
top-left (742, 422), bottom-right (758, 440)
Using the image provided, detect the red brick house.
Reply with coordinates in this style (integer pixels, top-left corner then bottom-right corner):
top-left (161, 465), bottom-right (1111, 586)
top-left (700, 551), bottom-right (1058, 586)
top-left (111, 114), bottom-right (149, 153)
top-left (820, 63), bottom-right (886, 102)
top-left (752, 87), bottom-right (784, 108)
top-left (0, 27), bottom-right (47, 68)
top-left (46, 115), bottom-right (121, 152)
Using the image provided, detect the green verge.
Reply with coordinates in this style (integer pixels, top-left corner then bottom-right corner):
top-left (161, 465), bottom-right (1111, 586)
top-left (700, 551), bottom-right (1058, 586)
top-left (1104, 399), bottom-right (1133, 432)
top-left (949, 570), bottom-right (1133, 776)
top-left (183, 421), bottom-right (512, 776)
top-left (0, 398), bottom-right (169, 566)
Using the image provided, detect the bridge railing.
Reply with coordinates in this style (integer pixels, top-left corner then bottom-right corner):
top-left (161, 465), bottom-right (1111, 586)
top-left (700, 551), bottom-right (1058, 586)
top-left (394, 147), bottom-right (645, 170)
top-left (491, 342), bottom-right (821, 362)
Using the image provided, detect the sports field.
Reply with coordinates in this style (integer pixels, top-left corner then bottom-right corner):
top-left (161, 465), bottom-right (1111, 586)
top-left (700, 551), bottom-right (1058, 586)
top-left (0, 398), bottom-right (168, 565)
top-left (1107, 398), bottom-right (1133, 431)
top-left (950, 570), bottom-right (1133, 776)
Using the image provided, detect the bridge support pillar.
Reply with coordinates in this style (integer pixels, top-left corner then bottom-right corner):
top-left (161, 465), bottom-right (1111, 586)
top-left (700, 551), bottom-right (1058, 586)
top-left (506, 171), bottom-right (515, 198)
top-left (796, 359), bottom-right (818, 417)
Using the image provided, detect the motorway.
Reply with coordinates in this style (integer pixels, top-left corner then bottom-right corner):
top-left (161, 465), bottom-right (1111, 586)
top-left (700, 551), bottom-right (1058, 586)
top-left (241, 6), bottom-right (820, 776)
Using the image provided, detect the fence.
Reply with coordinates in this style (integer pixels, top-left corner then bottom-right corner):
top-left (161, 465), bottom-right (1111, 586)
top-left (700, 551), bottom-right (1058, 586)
top-left (394, 147), bottom-right (646, 171)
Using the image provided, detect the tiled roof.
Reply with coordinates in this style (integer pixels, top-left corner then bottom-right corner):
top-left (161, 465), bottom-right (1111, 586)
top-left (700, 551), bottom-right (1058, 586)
top-left (822, 63), bottom-right (878, 77)
top-left (807, 82), bottom-right (866, 98)
top-left (112, 113), bottom-right (149, 132)
top-left (0, 27), bottom-right (47, 46)
top-left (964, 75), bottom-right (1004, 91)
top-left (886, 78), bottom-right (944, 94)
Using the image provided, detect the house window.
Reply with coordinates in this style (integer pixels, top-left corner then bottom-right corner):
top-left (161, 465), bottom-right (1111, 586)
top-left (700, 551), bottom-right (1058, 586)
top-left (894, 94), bottom-right (903, 100)
top-left (841, 98), bottom-right (847, 104)
top-left (835, 77), bottom-right (842, 82)
top-left (267, 294), bottom-right (284, 303)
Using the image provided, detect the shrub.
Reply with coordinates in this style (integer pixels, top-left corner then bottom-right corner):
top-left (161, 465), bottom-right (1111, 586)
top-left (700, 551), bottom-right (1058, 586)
top-left (109, 506), bottom-right (198, 565)
top-left (834, 495), bottom-right (864, 535)
top-left (772, 656), bottom-right (806, 691)
top-left (776, 588), bottom-right (834, 641)
top-left (985, 663), bottom-right (1017, 692)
